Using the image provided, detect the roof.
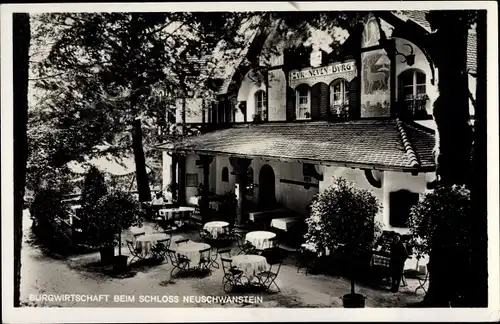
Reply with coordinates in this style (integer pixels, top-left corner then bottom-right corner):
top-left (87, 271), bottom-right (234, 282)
top-left (157, 120), bottom-right (436, 171)
top-left (467, 32), bottom-right (477, 73)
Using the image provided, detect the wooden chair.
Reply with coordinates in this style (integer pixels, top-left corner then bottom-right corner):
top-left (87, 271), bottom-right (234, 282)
top-left (221, 258), bottom-right (244, 292)
top-left (155, 238), bottom-right (172, 262)
top-left (165, 249), bottom-right (190, 278)
top-left (126, 240), bottom-right (145, 265)
top-left (234, 233), bottom-right (256, 255)
top-left (218, 248), bottom-right (232, 259)
top-left (256, 248), bottom-right (284, 293)
top-left (198, 227), bottom-right (211, 242)
top-left (198, 247), bottom-right (212, 273)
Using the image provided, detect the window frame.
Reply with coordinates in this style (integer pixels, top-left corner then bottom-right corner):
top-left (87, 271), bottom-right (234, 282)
top-left (254, 90), bottom-right (266, 117)
top-left (330, 79), bottom-right (350, 114)
top-left (221, 167), bottom-right (229, 183)
top-left (295, 86), bottom-right (311, 120)
top-left (399, 69), bottom-right (426, 100)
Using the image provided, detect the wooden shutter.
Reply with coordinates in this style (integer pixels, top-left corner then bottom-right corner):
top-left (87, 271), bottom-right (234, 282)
top-left (348, 77), bottom-right (359, 119)
top-left (286, 87), bottom-right (296, 121)
top-left (311, 84), bottom-right (321, 120)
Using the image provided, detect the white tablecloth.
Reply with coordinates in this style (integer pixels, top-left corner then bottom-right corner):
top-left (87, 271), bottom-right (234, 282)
top-left (175, 242), bottom-right (211, 266)
top-left (245, 231), bottom-right (276, 250)
top-left (135, 233), bottom-right (171, 257)
top-left (231, 254), bottom-right (269, 281)
top-left (203, 221), bottom-right (230, 239)
top-left (270, 217), bottom-right (300, 231)
top-left (188, 196), bottom-right (200, 206)
top-left (159, 206), bottom-right (196, 220)
top-left (301, 243), bottom-right (331, 256)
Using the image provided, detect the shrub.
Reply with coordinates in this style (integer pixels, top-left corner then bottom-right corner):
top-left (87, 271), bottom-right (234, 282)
top-left (81, 166), bottom-right (108, 212)
top-left (304, 177), bottom-right (382, 294)
top-left (83, 191), bottom-right (144, 251)
top-left (407, 184), bottom-right (472, 260)
top-left (29, 188), bottom-right (73, 253)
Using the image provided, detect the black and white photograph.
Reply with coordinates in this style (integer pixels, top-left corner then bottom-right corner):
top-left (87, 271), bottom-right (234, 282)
top-left (1, 1), bottom-right (499, 322)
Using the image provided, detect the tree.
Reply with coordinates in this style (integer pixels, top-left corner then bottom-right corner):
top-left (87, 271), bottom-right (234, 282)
top-left (13, 13), bottom-right (30, 308)
top-left (29, 12), bottom-right (261, 200)
top-left (304, 177), bottom-right (381, 299)
top-left (80, 166), bottom-right (108, 226)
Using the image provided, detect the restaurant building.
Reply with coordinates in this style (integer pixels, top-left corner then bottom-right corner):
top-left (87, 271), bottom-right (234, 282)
top-left (157, 11), bottom-right (477, 234)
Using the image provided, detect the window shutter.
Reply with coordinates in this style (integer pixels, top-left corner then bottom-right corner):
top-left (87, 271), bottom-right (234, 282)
top-left (311, 84), bottom-right (322, 120)
top-left (348, 77), bottom-right (359, 119)
top-left (319, 83), bottom-right (330, 119)
top-left (286, 87), bottom-right (296, 121)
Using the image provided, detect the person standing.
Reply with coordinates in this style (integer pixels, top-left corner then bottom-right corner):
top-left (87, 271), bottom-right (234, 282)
top-left (390, 233), bottom-right (408, 292)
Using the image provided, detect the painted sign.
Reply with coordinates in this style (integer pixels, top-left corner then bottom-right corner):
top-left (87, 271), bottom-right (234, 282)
top-left (290, 61), bottom-right (356, 81)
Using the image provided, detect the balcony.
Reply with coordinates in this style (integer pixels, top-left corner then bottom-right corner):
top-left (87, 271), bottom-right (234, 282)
top-left (396, 94), bottom-right (430, 120)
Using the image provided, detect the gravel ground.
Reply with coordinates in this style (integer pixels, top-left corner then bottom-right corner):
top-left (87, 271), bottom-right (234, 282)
top-left (20, 210), bottom-right (427, 308)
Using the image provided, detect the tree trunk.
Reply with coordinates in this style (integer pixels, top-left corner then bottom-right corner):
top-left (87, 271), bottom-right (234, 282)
top-left (132, 118), bottom-right (151, 202)
top-left (13, 13), bottom-right (30, 307)
top-left (469, 9), bottom-right (488, 307)
top-left (424, 12), bottom-right (473, 307)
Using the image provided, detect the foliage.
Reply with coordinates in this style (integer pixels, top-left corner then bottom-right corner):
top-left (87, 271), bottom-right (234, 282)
top-left (81, 166), bottom-right (108, 212)
top-left (304, 177), bottom-right (382, 256)
top-left (407, 185), bottom-right (472, 260)
top-left (29, 188), bottom-right (73, 253)
top-left (82, 191), bottom-right (144, 248)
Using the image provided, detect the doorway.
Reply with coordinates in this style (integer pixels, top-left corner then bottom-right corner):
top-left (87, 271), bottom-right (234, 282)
top-left (258, 164), bottom-right (276, 209)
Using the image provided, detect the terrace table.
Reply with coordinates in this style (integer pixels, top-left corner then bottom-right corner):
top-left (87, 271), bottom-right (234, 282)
top-left (135, 232), bottom-right (171, 257)
top-left (245, 231), bottom-right (276, 251)
top-left (203, 221), bottom-right (230, 239)
top-left (231, 254), bottom-right (269, 282)
top-left (270, 217), bottom-right (301, 232)
top-left (175, 242), bottom-right (211, 267)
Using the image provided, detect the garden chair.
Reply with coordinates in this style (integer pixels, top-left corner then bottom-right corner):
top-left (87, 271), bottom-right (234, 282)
top-left (155, 238), bottom-right (172, 262)
top-left (165, 249), bottom-right (190, 278)
top-left (198, 247), bottom-right (212, 273)
top-left (198, 227), bottom-right (211, 242)
top-left (175, 238), bottom-right (189, 247)
top-left (234, 233), bottom-right (256, 255)
top-left (218, 248), bottom-right (232, 259)
top-left (256, 247), bottom-right (284, 293)
top-left (295, 246), bottom-right (316, 275)
top-left (221, 258), bottom-right (244, 292)
top-left (126, 240), bottom-right (146, 265)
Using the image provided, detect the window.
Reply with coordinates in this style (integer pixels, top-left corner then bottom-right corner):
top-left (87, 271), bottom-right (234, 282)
top-left (186, 173), bottom-right (198, 187)
top-left (330, 79), bottom-right (349, 115)
top-left (399, 69), bottom-right (426, 100)
top-left (254, 90), bottom-right (266, 119)
top-left (295, 85), bottom-right (311, 119)
top-left (221, 167), bottom-right (229, 182)
top-left (389, 190), bottom-right (420, 228)
top-left (245, 167), bottom-right (254, 196)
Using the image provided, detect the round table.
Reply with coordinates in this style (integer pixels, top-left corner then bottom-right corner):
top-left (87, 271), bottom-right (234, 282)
top-left (135, 233), bottom-right (171, 257)
top-left (245, 231), bottom-right (276, 250)
top-left (175, 242), bottom-right (211, 266)
top-left (231, 254), bottom-right (269, 281)
top-left (203, 221), bottom-right (230, 239)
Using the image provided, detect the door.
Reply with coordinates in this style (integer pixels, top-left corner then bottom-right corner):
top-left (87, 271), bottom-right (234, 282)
top-left (258, 164), bottom-right (276, 209)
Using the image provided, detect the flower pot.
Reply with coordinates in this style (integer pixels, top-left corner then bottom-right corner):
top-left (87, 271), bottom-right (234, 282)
top-left (341, 293), bottom-right (366, 308)
top-left (99, 246), bottom-right (115, 265)
top-left (113, 255), bottom-right (129, 273)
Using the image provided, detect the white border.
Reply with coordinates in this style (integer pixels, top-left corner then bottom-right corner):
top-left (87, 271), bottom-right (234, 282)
top-left (1, 1), bottom-right (499, 323)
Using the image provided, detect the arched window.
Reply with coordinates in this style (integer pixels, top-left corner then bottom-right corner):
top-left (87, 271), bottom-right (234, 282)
top-left (330, 79), bottom-right (349, 115)
top-left (221, 167), bottom-right (229, 182)
top-left (399, 69), bottom-right (426, 100)
top-left (245, 167), bottom-right (254, 196)
top-left (254, 90), bottom-right (266, 119)
top-left (295, 85), bottom-right (311, 119)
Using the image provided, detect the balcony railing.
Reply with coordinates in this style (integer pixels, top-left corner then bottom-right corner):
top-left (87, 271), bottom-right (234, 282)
top-left (397, 94), bottom-right (430, 120)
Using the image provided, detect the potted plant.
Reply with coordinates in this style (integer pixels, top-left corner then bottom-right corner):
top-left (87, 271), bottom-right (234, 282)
top-left (304, 177), bottom-right (381, 308)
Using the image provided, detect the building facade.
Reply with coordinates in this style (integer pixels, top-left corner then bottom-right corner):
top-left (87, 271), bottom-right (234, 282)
top-left (157, 11), bottom-right (476, 234)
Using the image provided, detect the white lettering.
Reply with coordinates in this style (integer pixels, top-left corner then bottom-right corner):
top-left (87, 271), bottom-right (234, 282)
top-left (290, 61), bottom-right (356, 80)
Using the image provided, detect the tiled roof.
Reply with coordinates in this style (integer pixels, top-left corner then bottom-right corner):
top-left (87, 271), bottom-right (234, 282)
top-left (467, 32), bottom-right (477, 73)
top-left (158, 120), bottom-right (436, 171)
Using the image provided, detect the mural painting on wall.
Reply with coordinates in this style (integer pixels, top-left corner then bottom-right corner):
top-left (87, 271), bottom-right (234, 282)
top-left (361, 49), bottom-right (391, 118)
top-left (361, 15), bottom-right (380, 48)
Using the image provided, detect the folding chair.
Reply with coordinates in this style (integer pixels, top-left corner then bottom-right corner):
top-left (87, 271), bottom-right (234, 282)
top-left (218, 248), bottom-right (232, 259)
top-left (234, 233), bottom-right (256, 255)
top-left (221, 258), bottom-right (244, 292)
top-left (198, 247), bottom-right (212, 273)
top-left (175, 238), bottom-right (189, 247)
top-left (155, 238), bottom-right (172, 262)
top-left (165, 249), bottom-right (190, 278)
top-left (256, 248), bottom-right (284, 293)
top-left (198, 227), bottom-right (210, 242)
top-left (126, 240), bottom-right (146, 265)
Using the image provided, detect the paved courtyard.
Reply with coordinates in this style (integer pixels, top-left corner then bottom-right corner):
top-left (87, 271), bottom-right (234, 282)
top-left (20, 210), bottom-right (428, 308)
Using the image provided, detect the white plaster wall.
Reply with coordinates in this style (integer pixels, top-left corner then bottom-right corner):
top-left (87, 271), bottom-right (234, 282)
top-left (162, 152), bottom-right (172, 200)
top-left (184, 154), bottom-right (203, 201)
top-left (215, 155), bottom-right (235, 195)
top-left (235, 81), bottom-right (266, 122)
top-left (394, 38), bottom-right (438, 115)
top-left (267, 69), bottom-right (287, 121)
top-left (320, 166), bottom-right (385, 226)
